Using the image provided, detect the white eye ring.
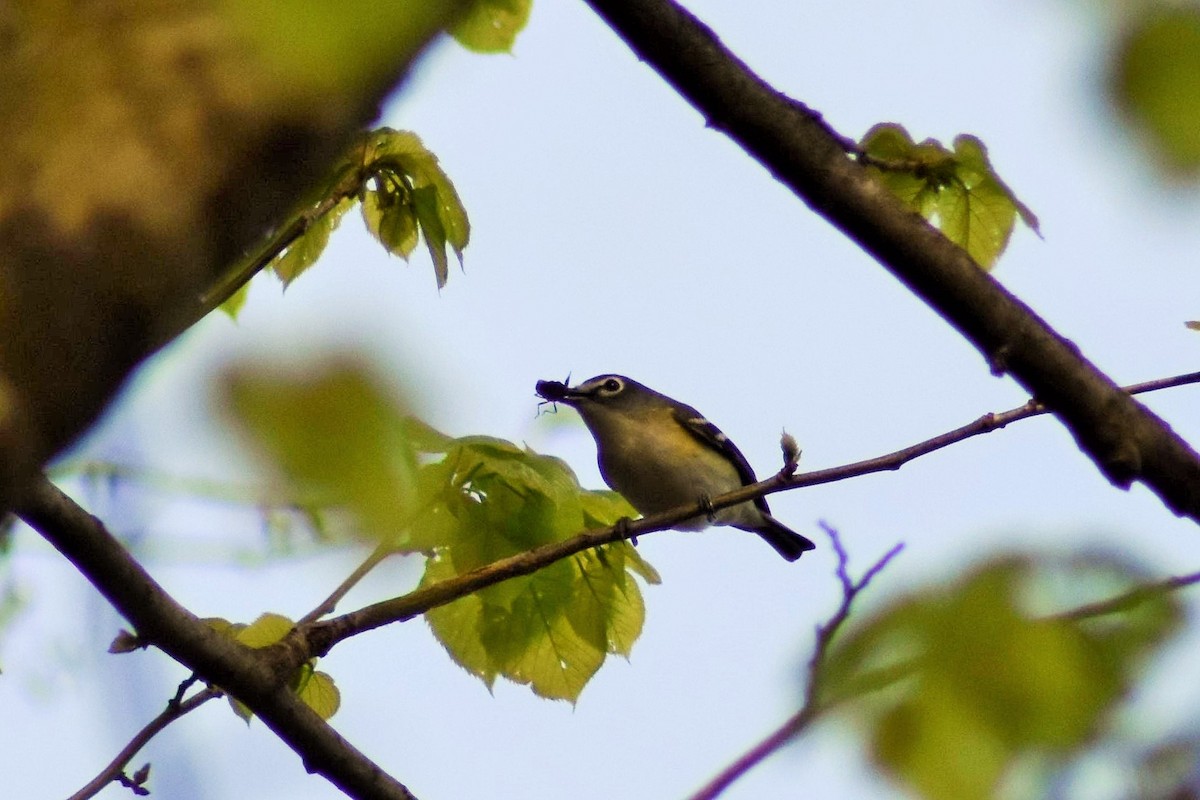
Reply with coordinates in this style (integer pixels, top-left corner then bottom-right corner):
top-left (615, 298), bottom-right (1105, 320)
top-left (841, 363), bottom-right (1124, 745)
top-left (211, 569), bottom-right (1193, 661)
top-left (601, 377), bottom-right (623, 394)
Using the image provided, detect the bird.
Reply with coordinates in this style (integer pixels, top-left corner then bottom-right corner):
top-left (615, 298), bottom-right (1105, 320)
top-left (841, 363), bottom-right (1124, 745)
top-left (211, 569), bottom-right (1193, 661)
top-left (536, 374), bottom-right (814, 561)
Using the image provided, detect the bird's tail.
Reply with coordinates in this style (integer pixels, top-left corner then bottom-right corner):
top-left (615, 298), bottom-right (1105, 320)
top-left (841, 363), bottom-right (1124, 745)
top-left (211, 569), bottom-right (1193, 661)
top-left (748, 513), bottom-right (816, 562)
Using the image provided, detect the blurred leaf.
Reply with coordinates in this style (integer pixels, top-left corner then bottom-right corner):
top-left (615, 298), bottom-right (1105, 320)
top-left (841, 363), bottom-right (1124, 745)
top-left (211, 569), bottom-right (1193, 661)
top-left (451, 0), bottom-right (532, 53)
top-left (1133, 736), bottom-right (1200, 800)
top-left (271, 199), bottom-right (353, 288)
top-left (358, 129), bottom-right (470, 288)
top-left (223, 0), bottom-right (461, 101)
top-left (1112, 7), bottom-right (1200, 173)
top-left (860, 124), bottom-right (1039, 269)
top-left (824, 555), bottom-right (1182, 800)
top-left (221, 358), bottom-right (418, 541)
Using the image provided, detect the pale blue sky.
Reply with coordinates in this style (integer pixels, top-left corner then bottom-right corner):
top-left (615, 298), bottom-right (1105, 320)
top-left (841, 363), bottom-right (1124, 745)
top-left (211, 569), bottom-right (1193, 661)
top-left (6, 1), bottom-right (1200, 798)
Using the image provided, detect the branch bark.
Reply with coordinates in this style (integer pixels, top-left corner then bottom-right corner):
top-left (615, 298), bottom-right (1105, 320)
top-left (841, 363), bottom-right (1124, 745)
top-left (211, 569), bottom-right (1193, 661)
top-left (578, 0), bottom-right (1200, 521)
top-left (15, 477), bottom-right (418, 800)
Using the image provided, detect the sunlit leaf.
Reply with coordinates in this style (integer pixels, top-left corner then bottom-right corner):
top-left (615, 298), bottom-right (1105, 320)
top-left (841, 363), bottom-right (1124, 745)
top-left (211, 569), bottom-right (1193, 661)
top-left (451, 0), bottom-right (532, 53)
top-left (235, 612), bottom-right (295, 648)
top-left (271, 199), bottom-right (352, 288)
top-left (294, 665), bottom-right (341, 720)
top-left (860, 125), bottom-right (1038, 269)
top-left (358, 129), bottom-right (470, 288)
top-left (1112, 7), bottom-right (1200, 173)
top-left (418, 434), bottom-right (656, 701)
top-left (362, 184), bottom-right (420, 259)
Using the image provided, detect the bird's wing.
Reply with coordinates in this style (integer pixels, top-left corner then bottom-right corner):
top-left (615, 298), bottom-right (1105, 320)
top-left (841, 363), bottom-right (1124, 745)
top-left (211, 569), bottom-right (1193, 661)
top-left (672, 405), bottom-right (772, 515)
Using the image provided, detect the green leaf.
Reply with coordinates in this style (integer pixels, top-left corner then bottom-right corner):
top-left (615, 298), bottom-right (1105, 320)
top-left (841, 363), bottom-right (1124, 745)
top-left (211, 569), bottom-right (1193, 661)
top-left (1112, 7), bottom-right (1200, 173)
top-left (451, 0), bottom-right (532, 53)
top-left (859, 125), bottom-right (1038, 269)
top-left (271, 199), bottom-right (352, 288)
top-left (412, 185), bottom-right (451, 288)
top-left (294, 665), bottom-right (341, 720)
top-left (418, 440), bottom-right (655, 701)
top-left (358, 129), bottom-right (470, 288)
top-left (220, 281), bottom-right (251, 319)
top-left (235, 612), bottom-right (295, 648)
top-left (824, 555), bottom-right (1182, 800)
top-left (220, 357), bottom-right (418, 541)
top-left (362, 182), bottom-right (420, 259)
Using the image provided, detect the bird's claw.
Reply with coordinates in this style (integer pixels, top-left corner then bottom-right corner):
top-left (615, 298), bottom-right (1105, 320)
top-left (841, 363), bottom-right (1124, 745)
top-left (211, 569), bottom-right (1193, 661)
top-left (615, 516), bottom-right (637, 546)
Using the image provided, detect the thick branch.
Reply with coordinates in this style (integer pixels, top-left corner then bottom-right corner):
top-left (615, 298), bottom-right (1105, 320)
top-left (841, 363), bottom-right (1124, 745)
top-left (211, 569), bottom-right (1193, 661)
top-left (15, 477), bottom-right (417, 800)
top-left (579, 0), bottom-right (1200, 520)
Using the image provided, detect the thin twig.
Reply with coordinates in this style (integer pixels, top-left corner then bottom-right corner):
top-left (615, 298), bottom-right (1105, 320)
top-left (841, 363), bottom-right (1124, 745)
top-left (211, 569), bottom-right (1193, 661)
top-left (688, 526), bottom-right (904, 800)
top-left (68, 686), bottom-right (221, 800)
top-left (1055, 570), bottom-right (1200, 622)
top-left (284, 370), bottom-right (1200, 659)
top-left (299, 543), bottom-right (394, 625)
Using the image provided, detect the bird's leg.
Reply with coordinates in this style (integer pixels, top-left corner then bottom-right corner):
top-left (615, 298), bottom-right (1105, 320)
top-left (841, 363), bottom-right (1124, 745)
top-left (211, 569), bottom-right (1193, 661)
top-left (614, 516), bottom-right (637, 546)
top-left (698, 492), bottom-right (717, 523)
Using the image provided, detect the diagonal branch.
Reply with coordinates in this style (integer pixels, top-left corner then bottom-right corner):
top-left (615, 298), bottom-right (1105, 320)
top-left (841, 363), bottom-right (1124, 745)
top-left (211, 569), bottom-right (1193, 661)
top-left (290, 370), bottom-right (1200, 657)
top-left (15, 476), bottom-right (418, 800)
top-left (578, 0), bottom-right (1200, 522)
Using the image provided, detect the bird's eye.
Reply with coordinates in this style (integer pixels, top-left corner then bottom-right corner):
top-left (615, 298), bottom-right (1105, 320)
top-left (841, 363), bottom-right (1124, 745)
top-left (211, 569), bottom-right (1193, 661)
top-left (602, 378), bottom-right (622, 393)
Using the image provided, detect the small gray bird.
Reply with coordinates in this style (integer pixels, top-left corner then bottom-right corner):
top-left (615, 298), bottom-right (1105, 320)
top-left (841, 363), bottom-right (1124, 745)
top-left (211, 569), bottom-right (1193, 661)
top-left (536, 374), bottom-right (814, 561)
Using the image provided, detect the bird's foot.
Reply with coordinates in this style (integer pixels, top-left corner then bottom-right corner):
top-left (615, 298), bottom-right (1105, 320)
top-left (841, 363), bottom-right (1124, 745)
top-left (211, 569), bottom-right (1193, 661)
top-left (615, 516), bottom-right (637, 546)
top-left (698, 492), bottom-right (717, 523)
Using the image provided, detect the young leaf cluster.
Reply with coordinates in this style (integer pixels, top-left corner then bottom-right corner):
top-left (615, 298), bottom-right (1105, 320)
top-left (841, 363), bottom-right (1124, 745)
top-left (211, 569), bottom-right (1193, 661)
top-left (859, 124), bottom-right (1040, 269)
top-left (408, 427), bottom-right (660, 701)
top-left (357, 129), bottom-right (470, 289)
top-left (218, 128), bottom-right (470, 318)
top-left (821, 555), bottom-right (1181, 800)
top-left (206, 613), bottom-right (341, 723)
top-left (220, 358), bottom-right (660, 703)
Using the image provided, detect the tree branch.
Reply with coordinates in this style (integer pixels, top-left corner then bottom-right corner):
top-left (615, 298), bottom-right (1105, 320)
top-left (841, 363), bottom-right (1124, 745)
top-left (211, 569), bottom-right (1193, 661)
top-left (688, 525), bottom-right (903, 800)
top-left (578, 0), bottom-right (1200, 521)
top-left (69, 685), bottom-right (221, 800)
top-left (15, 476), bottom-right (418, 800)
